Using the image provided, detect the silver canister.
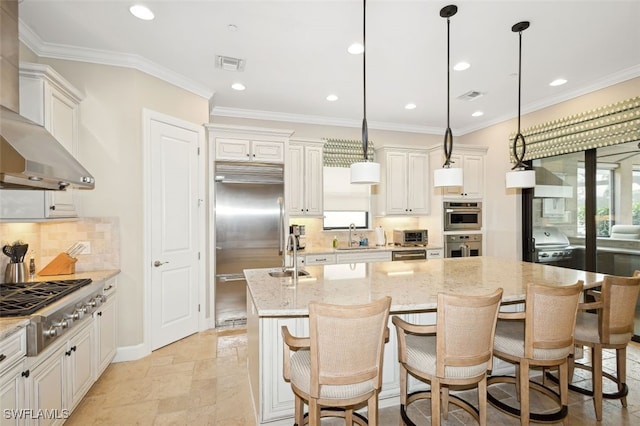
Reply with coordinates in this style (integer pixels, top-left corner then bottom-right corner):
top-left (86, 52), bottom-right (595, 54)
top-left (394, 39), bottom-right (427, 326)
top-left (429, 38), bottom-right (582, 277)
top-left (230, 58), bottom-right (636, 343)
top-left (4, 262), bottom-right (26, 283)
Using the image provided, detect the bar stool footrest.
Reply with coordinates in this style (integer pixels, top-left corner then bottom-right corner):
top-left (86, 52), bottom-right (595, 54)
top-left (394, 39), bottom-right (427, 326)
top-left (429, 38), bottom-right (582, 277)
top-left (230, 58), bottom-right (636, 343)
top-left (545, 365), bottom-right (629, 400)
top-left (487, 375), bottom-right (568, 423)
top-left (400, 390), bottom-right (480, 426)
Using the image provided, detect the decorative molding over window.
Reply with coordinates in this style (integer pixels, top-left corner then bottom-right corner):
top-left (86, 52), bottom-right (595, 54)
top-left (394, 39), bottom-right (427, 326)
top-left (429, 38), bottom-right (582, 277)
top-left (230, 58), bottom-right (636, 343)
top-left (509, 96), bottom-right (640, 162)
top-left (323, 138), bottom-right (375, 167)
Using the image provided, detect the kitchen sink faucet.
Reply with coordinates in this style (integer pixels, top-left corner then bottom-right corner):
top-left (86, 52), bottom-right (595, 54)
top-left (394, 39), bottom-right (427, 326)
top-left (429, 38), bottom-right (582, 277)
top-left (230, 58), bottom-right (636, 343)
top-left (349, 223), bottom-right (357, 247)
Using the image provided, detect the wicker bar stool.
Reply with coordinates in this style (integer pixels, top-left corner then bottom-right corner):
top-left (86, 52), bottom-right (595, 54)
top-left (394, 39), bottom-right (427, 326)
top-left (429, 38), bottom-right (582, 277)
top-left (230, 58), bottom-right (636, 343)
top-left (393, 289), bottom-right (503, 426)
top-left (487, 281), bottom-right (583, 426)
top-left (281, 296), bottom-right (391, 425)
top-left (547, 272), bottom-right (640, 421)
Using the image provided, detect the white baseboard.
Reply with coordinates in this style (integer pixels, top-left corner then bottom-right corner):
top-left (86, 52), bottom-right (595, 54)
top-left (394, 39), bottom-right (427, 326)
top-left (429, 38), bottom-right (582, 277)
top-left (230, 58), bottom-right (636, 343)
top-left (113, 343), bottom-right (150, 362)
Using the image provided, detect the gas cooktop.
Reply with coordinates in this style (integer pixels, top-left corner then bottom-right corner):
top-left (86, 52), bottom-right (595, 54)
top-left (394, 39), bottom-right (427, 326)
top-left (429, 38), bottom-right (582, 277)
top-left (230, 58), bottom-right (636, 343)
top-left (0, 278), bottom-right (93, 317)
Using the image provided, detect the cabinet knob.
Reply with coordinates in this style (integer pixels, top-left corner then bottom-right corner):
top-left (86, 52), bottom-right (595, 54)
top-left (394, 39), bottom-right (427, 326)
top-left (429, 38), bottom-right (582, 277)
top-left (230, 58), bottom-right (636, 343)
top-left (21, 370), bottom-right (30, 378)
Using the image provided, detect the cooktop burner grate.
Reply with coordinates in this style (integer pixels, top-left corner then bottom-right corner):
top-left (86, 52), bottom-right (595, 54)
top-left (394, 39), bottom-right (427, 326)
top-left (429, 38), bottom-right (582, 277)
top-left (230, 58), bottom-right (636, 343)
top-left (0, 278), bottom-right (93, 317)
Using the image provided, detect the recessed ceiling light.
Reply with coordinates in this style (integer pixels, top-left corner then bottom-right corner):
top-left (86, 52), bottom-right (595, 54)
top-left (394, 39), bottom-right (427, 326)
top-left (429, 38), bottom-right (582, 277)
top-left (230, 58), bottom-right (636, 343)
top-left (404, 103), bottom-right (417, 110)
top-left (227, 24), bottom-right (238, 32)
top-left (231, 83), bottom-right (245, 91)
top-left (453, 62), bottom-right (471, 71)
top-left (472, 111), bottom-right (484, 117)
top-left (129, 4), bottom-right (154, 21)
top-left (326, 94), bottom-right (338, 102)
top-left (549, 78), bottom-right (567, 87)
top-left (348, 43), bottom-right (364, 55)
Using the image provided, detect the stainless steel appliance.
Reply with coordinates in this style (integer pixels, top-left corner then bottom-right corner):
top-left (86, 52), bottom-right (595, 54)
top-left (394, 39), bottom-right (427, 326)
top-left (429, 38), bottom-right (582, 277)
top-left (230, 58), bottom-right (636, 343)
top-left (214, 162), bottom-right (284, 327)
top-left (445, 234), bottom-right (482, 257)
top-left (443, 202), bottom-right (482, 231)
top-left (0, 278), bottom-right (111, 355)
top-left (393, 229), bottom-right (428, 247)
top-left (533, 226), bottom-right (574, 266)
top-left (392, 250), bottom-right (427, 261)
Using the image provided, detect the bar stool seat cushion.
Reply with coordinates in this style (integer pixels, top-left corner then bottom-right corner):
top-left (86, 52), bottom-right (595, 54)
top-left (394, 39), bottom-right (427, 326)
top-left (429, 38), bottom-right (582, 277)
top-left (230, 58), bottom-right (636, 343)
top-left (289, 349), bottom-right (377, 399)
top-left (574, 312), bottom-right (632, 345)
top-left (405, 335), bottom-right (490, 379)
top-left (494, 321), bottom-right (573, 360)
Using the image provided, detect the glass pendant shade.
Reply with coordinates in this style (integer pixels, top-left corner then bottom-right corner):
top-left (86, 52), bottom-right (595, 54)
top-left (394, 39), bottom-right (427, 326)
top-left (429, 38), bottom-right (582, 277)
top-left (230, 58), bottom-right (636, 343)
top-left (434, 166), bottom-right (463, 187)
top-left (350, 161), bottom-right (380, 184)
top-left (506, 168), bottom-right (536, 188)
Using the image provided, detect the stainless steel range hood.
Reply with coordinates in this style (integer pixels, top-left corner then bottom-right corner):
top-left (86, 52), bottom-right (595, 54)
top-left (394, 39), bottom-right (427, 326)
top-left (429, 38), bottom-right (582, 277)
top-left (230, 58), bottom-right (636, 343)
top-left (0, 0), bottom-right (94, 191)
top-left (1, 106), bottom-right (95, 190)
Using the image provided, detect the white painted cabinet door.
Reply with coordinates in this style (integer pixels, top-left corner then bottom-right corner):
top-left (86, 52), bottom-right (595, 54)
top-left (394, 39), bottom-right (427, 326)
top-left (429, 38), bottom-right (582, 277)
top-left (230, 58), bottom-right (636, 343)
top-left (286, 144), bottom-right (305, 215)
top-left (287, 141), bottom-right (323, 216)
top-left (0, 360), bottom-right (26, 426)
top-left (303, 144), bottom-right (323, 216)
top-left (30, 346), bottom-right (67, 426)
top-left (385, 151), bottom-right (408, 214)
top-left (94, 293), bottom-right (117, 377)
top-left (66, 323), bottom-right (94, 411)
top-left (444, 153), bottom-right (484, 199)
top-left (216, 138), bottom-right (284, 163)
top-left (407, 152), bottom-right (429, 214)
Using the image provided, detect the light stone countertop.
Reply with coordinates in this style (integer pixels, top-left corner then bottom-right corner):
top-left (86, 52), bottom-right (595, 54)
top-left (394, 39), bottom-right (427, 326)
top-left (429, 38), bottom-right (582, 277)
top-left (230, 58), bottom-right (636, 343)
top-left (244, 256), bottom-right (605, 317)
top-left (0, 269), bottom-right (120, 340)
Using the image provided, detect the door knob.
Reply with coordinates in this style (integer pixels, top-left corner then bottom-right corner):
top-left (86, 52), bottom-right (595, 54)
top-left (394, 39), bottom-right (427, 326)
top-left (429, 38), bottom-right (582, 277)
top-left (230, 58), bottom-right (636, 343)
top-left (154, 260), bottom-right (169, 267)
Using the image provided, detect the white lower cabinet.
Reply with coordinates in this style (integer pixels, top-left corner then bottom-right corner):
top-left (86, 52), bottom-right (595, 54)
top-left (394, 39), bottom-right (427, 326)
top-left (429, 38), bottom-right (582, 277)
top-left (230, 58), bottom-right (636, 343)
top-left (28, 317), bottom-right (94, 425)
top-left (94, 279), bottom-right (117, 378)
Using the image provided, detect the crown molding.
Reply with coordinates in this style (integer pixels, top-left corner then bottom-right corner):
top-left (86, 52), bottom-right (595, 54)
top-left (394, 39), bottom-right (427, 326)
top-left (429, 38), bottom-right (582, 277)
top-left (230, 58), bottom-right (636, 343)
top-left (19, 20), bottom-right (214, 100)
top-left (210, 106), bottom-right (443, 135)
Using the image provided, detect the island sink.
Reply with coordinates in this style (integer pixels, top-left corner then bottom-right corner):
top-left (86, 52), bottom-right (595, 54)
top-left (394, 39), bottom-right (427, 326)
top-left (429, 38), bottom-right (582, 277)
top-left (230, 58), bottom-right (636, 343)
top-left (268, 269), bottom-right (310, 278)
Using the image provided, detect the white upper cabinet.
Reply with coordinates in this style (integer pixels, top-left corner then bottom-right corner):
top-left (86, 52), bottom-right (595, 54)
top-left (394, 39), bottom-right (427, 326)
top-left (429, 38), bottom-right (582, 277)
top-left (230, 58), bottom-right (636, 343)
top-left (443, 152), bottom-right (485, 199)
top-left (216, 138), bottom-right (285, 163)
top-left (375, 147), bottom-right (429, 216)
top-left (286, 138), bottom-right (323, 216)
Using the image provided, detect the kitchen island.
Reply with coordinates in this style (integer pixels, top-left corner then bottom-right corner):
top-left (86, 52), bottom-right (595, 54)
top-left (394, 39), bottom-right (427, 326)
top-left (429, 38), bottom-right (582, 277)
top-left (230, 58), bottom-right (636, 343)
top-left (244, 256), bottom-right (604, 425)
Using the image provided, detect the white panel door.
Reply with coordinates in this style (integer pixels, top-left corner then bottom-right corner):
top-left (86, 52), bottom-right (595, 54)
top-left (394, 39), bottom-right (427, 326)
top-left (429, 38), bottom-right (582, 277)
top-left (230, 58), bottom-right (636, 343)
top-left (150, 118), bottom-right (201, 350)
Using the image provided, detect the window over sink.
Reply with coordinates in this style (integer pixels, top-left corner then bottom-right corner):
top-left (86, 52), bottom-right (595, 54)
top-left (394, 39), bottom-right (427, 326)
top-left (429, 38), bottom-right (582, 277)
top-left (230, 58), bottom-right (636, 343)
top-left (322, 166), bottom-right (371, 230)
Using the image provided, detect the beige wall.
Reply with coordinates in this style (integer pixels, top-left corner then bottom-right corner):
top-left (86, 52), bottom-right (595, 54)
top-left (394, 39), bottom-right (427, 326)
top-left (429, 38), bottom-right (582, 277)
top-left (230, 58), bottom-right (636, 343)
top-left (18, 50), bottom-right (209, 348)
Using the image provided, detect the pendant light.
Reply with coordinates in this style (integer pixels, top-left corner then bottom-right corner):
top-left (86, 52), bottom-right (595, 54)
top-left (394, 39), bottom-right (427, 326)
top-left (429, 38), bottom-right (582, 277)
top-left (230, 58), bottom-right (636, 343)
top-left (505, 21), bottom-right (536, 188)
top-left (350, 0), bottom-right (380, 185)
top-left (433, 5), bottom-right (463, 188)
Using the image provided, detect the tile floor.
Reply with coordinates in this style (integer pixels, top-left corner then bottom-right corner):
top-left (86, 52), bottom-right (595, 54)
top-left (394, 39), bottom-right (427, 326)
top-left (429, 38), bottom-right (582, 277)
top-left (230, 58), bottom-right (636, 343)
top-left (67, 327), bottom-right (640, 425)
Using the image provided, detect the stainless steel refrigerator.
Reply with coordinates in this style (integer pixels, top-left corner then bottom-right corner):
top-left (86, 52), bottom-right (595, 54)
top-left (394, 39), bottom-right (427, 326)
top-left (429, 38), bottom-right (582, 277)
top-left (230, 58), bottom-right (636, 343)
top-left (214, 162), bottom-right (285, 327)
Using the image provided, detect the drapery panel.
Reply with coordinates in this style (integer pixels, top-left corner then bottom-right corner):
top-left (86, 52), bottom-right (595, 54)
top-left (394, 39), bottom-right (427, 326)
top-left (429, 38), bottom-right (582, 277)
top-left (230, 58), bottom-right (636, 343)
top-left (323, 138), bottom-right (375, 167)
top-left (509, 96), bottom-right (640, 162)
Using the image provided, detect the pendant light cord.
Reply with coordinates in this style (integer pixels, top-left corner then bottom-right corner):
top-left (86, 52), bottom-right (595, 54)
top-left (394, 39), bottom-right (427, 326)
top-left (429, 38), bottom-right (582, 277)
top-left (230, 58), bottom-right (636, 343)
top-left (361, 0), bottom-right (369, 161)
top-left (440, 6), bottom-right (457, 168)
top-left (511, 21), bottom-right (530, 170)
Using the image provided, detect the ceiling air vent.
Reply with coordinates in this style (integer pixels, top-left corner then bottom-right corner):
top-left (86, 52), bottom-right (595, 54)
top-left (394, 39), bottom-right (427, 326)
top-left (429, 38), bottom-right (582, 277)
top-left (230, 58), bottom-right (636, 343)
top-left (215, 55), bottom-right (245, 72)
top-left (457, 90), bottom-right (484, 101)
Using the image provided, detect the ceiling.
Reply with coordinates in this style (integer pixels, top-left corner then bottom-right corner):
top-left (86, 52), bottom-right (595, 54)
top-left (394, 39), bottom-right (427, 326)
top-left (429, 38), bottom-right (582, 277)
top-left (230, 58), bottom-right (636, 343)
top-left (17, 1), bottom-right (640, 135)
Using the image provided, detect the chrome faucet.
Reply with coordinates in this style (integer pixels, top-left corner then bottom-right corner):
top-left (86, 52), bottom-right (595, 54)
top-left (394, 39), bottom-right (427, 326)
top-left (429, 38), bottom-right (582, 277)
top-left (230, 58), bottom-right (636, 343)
top-left (349, 223), bottom-right (357, 247)
top-left (287, 233), bottom-right (298, 277)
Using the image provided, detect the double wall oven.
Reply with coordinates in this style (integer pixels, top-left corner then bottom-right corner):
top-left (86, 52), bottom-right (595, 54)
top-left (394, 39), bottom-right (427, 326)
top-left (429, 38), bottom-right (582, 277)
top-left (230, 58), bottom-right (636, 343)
top-left (444, 201), bottom-right (483, 258)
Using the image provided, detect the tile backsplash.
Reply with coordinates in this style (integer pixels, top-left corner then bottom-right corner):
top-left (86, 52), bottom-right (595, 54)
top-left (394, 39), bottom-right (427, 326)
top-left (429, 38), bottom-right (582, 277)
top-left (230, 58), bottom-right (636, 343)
top-left (0, 217), bottom-right (120, 277)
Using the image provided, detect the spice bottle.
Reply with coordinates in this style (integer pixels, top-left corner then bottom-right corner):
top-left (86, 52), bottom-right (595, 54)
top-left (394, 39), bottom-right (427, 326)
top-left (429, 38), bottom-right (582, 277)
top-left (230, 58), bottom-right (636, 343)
top-left (332, 236), bottom-right (338, 248)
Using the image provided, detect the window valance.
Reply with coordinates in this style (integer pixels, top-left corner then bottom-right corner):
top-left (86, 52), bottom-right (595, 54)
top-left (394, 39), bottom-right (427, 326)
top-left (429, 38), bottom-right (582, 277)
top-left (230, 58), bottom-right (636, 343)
top-left (509, 96), bottom-right (640, 162)
top-left (323, 138), bottom-right (375, 168)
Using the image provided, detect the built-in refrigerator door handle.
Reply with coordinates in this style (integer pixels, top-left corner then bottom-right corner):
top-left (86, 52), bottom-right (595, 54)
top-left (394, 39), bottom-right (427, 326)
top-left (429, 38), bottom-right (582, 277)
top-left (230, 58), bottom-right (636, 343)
top-left (217, 274), bottom-right (246, 282)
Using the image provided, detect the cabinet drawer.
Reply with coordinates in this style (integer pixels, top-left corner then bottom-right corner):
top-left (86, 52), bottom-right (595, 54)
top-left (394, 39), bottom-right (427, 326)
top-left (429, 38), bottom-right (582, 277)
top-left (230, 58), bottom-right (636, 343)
top-left (336, 251), bottom-right (392, 264)
top-left (305, 254), bottom-right (336, 265)
top-left (427, 249), bottom-right (443, 259)
top-left (0, 328), bottom-right (27, 373)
